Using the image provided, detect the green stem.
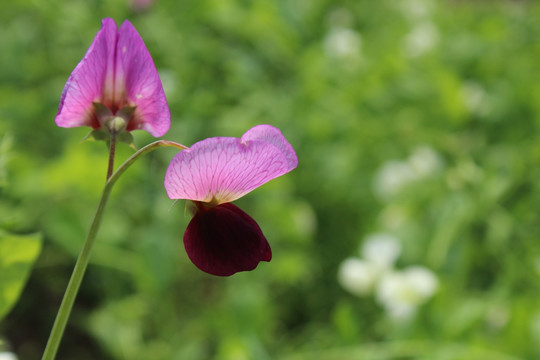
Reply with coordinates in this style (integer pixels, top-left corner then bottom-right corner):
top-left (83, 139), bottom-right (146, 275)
top-left (106, 134), bottom-right (117, 180)
top-left (41, 140), bottom-right (187, 360)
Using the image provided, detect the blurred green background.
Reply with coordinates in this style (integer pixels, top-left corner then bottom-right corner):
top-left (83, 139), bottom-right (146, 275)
top-left (2, 0), bottom-right (540, 359)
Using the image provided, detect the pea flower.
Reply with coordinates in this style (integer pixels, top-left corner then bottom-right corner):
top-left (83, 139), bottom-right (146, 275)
top-left (164, 125), bottom-right (298, 276)
top-left (55, 18), bottom-right (169, 137)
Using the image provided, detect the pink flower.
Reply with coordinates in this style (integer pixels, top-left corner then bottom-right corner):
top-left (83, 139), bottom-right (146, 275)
top-left (164, 125), bottom-right (298, 276)
top-left (55, 18), bottom-right (170, 137)
top-left (130, 0), bottom-right (155, 12)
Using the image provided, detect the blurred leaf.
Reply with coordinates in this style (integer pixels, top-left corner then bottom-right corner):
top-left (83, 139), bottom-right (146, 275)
top-left (0, 134), bottom-right (13, 188)
top-left (0, 231), bottom-right (42, 320)
top-left (117, 131), bottom-right (138, 151)
top-left (88, 296), bottom-right (147, 360)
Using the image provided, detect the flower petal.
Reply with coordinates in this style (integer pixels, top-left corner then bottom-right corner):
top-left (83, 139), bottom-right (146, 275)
top-left (241, 124), bottom-right (298, 171)
top-left (165, 125), bottom-right (297, 203)
top-left (184, 203), bottom-right (272, 276)
top-left (116, 20), bottom-right (170, 137)
top-left (55, 18), bottom-right (117, 129)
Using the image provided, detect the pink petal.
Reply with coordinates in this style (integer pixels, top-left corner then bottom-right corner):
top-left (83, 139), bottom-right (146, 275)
top-left (164, 125), bottom-right (298, 203)
top-left (241, 124), bottom-right (298, 170)
top-left (55, 18), bottom-right (117, 129)
top-left (116, 20), bottom-right (170, 137)
top-left (184, 203), bottom-right (271, 276)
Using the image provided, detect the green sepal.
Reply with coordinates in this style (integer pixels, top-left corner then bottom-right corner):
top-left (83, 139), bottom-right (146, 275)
top-left (93, 102), bottom-right (113, 121)
top-left (117, 132), bottom-right (138, 151)
top-left (116, 106), bottom-right (136, 120)
top-left (82, 129), bottom-right (108, 143)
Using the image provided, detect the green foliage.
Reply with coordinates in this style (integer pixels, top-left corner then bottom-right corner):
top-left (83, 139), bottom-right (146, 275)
top-left (2, 0), bottom-right (540, 359)
top-left (0, 231), bottom-right (42, 320)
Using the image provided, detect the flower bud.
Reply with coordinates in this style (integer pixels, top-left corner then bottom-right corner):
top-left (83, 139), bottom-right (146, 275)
top-left (105, 116), bottom-right (127, 135)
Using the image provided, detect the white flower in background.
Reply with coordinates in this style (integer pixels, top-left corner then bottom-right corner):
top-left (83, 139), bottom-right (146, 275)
top-left (397, 0), bottom-right (434, 21)
top-left (374, 146), bottom-right (442, 200)
top-left (362, 233), bottom-right (402, 268)
top-left (338, 258), bottom-right (381, 296)
top-left (404, 21), bottom-right (439, 57)
top-left (323, 27), bottom-right (362, 59)
top-left (376, 266), bottom-right (438, 320)
top-left (338, 233), bottom-right (400, 297)
top-left (373, 159), bottom-right (416, 199)
top-left (407, 145), bottom-right (443, 178)
top-left (0, 352), bottom-right (18, 360)
top-left (461, 81), bottom-right (490, 116)
top-left (404, 266), bottom-right (438, 298)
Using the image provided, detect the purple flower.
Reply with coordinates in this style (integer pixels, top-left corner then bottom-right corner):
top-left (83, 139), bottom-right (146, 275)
top-left (164, 125), bottom-right (298, 276)
top-left (55, 18), bottom-right (170, 137)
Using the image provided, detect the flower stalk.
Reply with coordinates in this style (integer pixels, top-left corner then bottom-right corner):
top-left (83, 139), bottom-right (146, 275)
top-left (41, 140), bottom-right (186, 360)
top-left (106, 134), bottom-right (117, 180)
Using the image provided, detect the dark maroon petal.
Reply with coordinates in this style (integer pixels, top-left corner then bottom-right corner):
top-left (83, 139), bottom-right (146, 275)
top-left (184, 203), bottom-right (272, 276)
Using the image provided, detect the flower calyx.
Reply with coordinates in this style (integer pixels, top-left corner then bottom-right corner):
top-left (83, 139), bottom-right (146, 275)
top-left (82, 103), bottom-right (138, 149)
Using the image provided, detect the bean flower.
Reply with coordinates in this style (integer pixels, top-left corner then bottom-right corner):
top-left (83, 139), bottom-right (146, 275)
top-left (55, 18), bottom-right (169, 137)
top-left (164, 125), bottom-right (298, 276)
